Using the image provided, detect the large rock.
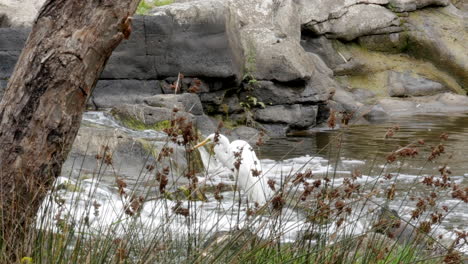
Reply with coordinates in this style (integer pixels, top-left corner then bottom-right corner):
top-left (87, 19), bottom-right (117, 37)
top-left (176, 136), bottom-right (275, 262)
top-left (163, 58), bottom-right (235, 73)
top-left (147, 0), bottom-right (235, 78)
top-left (358, 33), bottom-right (409, 53)
top-left (0, 28), bottom-right (30, 51)
top-left (143, 93), bottom-right (204, 115)
top-left (405, 7), bottom-right (468, 90)
top-left (332, 87), bottom-right (364, 113)
top-left (111, 103), bottom-right (195, 127)
top-left (254, 104), bottom-right (318, 129)
top-left (298, 0), bottom-right (390, 25)
top-left (89, 80), bottom-right (162, 109)
top-left (0, 79), bottom-right (7, 98)
top-left (388, 0), bottom-right (449, 12)
top-left (301, 35), bottom-right (344, 70)
top-left (63, 124), bottom-right (192, 187)
top-left (246, 80), bottom-right (332, 106)
top-left (304, 4), bottom-right (401, 41)
top-left (225, 0), bottom-right (315, 82)
top-left (378, 93), bottom-right (468, 116)
top-left (0, 51), bottom-right (19, 79)
top-left (0, 0), bottom-right (46, 27)
top-left (387, 71), bottom-right (448, 97)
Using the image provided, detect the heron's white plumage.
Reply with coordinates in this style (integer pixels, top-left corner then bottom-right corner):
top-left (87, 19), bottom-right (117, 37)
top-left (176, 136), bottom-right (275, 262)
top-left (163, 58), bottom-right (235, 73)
top-left (196, 134), bottom-right (272, 204)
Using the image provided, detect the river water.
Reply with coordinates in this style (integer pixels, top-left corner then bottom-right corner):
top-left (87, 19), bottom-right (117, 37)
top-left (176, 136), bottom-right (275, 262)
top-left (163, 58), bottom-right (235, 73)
top-left (39, 112), bottom-right (468, 255)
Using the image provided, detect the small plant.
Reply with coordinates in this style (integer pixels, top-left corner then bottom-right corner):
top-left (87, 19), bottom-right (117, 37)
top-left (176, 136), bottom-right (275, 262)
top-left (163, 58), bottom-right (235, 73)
top-left (239, 95), bottom-right (265, 110)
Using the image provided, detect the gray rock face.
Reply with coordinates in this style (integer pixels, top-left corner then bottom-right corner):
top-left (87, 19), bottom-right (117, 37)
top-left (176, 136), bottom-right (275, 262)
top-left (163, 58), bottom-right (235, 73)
top-left (254, 104), bottom-right (318, 129)
top-left (148, 1), bottom-right (234, 78)
top-left (387, 71), bottom-right (448, 97)
top-left (111, 103), bottom-right (195, 126)
top-left (63, 125), bottom-right (192, 186)
top-left (301, 35), bottom-right (344, 70)
top-left (405, 7), bottom-right (468, 90)
top-left (305, 4), bottom-right (401, 41)
top-left (225, 0), bottom-right (316, 82)
top-left (298, 0), bottom-right (390, 25)
top-left (0, 0), bottom-right (45, 27)
top-left (358, 33), bottom-right (409, 53)
top-left (0, 28), bottom-right (30, 50)
top-left (389, 0), bottom-right (449, 12)
top-left (200, 90), bottom-right (227, 106)
top-left (143, 93), bottom-right (204, 115)
top-left (245, 80), bottom-right (332, 106)
top-left (0, 79), bottom-right (7, 98)
top-left (0, 51), bottom-right (19, 79)
top-left (332, 87), bottom-right (364, 112)
top-left (89, 80), bottom-right (162, 109)
top-left (195, 114), bottom-right (219, 136)
top-left (379, 93), bottom-right (468, 116)
top-left (229, 126), bottom-right (268, 146)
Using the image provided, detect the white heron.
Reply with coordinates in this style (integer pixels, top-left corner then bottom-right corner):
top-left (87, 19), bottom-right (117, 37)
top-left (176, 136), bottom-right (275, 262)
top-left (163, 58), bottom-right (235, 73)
top-left (194, 134), bottom-right (272, 205)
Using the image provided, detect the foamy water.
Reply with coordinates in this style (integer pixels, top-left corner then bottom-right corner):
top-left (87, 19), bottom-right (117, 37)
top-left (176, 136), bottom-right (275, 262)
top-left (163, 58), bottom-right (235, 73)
top-left (38, 111), bottom-right (467, 254)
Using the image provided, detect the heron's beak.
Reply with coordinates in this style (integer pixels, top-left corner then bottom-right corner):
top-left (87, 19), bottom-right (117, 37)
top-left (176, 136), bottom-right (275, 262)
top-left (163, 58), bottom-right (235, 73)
top-left (194, 138), bottom-right (211, 149)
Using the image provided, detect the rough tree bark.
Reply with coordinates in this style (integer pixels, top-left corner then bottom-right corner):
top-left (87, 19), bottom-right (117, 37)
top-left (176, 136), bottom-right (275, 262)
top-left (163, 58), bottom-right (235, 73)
top-left (0, 0), bottom-right (139, 260)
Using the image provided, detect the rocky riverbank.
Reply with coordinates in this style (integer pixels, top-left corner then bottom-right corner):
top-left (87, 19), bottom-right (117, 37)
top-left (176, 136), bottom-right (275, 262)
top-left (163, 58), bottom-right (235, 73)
top-left (1, 0), bottom-right (467, 138)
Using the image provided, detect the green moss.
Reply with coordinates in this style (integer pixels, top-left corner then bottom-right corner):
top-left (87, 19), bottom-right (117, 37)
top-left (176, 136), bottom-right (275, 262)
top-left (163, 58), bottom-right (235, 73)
top-left (137, 0), bottom-right (174, 14)
top-left (335, 42), bottom-right (466, 96)
top-left (154, 0), bottom-right (174, 6)
top-left (136, 0), bottom-right (152, 14)
top-left (118, 116), bottom-right (171, 132)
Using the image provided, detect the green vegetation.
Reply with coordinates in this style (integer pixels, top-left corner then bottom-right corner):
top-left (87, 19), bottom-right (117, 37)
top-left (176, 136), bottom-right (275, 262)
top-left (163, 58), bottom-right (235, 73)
top-left (1, 112), bottom-right (465, 264)
top-left (137, 0), bottom-right (174, 14)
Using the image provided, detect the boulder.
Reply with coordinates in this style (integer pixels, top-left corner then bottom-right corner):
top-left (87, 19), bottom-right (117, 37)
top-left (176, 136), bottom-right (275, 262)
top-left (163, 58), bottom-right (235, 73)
top-left (349, 88), bottom-right (376, 103)
top-left (0, 0), bottom-right (46, 27)
top-left (405, 7), bottom-right (468, 90)
top-left (450, 0), bottom-right (467, 11)
top-left (260, 124), bottom-right (289, 137)
top-left (301, 35), bottom-right (344, 70)
top-left (0, 79), bottom-right (7, 98)
top-left (358, 33), bottom-right (409, 53)
top-left (195, 114), bottom-right (219, 136)
top-left (0, 51), bottom-right (19, 79)
top-left (244, 80), bottom-right (333, 106)
top-left (254, 104), bottom-right (318, 129)
top-left (388, 0), bottom-right (449, 12)
top-left (222, 95), bottom-right (243, 114)
top-left (63, 124), bottom-right (192, 187)
top-left (378, 93), bottom-right (468, 116)
top-left (143, 93), bottom-right (204, 115)
top-left (147, 0), bottom-right (235, 78)
top-left (298, 0), bottom-right (390, 26)
top-left (0, 28), bottom-right (30, 51)
top-left (111, 103), bottom-right (195, 127)
top-left (89, 80), bottom-right (162, 109)
top-left (304, 4), bottom-right (401, 41)
top-left (229, 126), bottom-right (268, 146)
top-left (200, 90), bottom-right (227, 106)
top-left (225, 0), bottom-right (316, 82)
top-left (100, 55), bottom-right (157, 80)
top-left (387, 71), bottom-right (448, 97)
top-left (332, 87), bottom-right (364, 113)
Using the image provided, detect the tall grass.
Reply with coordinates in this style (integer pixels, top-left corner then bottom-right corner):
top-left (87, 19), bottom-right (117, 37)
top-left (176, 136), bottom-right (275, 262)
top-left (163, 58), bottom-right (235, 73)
top-left (1, 110), bottom-right (466, 263)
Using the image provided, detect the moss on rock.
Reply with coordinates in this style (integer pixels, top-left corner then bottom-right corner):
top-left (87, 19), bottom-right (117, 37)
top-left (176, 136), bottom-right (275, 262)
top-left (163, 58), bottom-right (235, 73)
top-left (335, 42), bottom-right (466, 97)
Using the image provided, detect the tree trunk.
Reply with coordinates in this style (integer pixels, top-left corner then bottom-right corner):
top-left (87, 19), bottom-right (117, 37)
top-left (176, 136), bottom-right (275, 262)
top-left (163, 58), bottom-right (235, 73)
top-left (0, 0), bottom-right (139, 260)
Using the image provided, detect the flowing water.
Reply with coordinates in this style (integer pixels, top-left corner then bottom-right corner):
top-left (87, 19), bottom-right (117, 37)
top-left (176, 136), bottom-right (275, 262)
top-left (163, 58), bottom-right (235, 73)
top-left (39, 112), bottom-right (468, 254)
